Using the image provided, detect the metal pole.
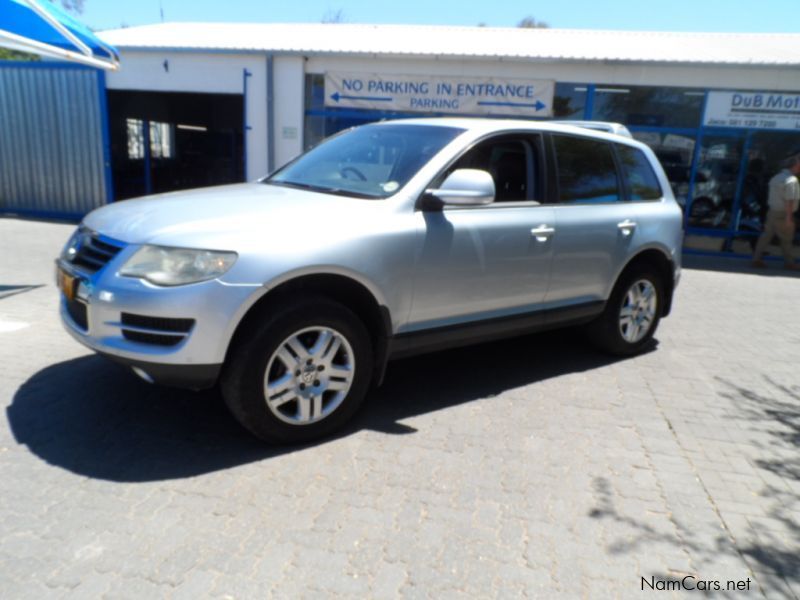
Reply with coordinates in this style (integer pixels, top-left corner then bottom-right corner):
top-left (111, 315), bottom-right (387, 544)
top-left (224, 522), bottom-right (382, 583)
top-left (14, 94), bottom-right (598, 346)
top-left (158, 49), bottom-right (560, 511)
top-left (242, 68), bottom-right (252, 179)
top-left (143, 120), bottom-right (152, 195)
top-left (266, 54), bottom-right (275, 174)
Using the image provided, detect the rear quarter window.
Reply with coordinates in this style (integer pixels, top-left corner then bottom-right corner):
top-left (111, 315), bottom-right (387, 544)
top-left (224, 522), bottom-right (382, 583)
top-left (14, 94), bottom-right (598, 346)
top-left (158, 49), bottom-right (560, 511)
top-left (616, 145), bottom-right (663, 201)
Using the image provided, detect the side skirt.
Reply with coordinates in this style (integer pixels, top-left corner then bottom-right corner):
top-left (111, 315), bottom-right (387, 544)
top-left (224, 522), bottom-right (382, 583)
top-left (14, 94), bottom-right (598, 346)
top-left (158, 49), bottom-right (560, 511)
top-left (388, 301), bottom-right (604, 360)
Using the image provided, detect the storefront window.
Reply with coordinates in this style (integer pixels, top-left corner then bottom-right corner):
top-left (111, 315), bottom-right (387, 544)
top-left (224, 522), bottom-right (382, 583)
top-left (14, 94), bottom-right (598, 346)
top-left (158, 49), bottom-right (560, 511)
top-left (728, 132), bottom-right (800, 255)
top-left (305, 74), bottom-right (324, 110)
top-left (593, 86), bottom-right (704, 128)
top-left (552, 83), bottom-right (587, 119)
top-left (632, 131), bottom-right (695, 208)
top-left (687, 135), bottom-right (743, 231)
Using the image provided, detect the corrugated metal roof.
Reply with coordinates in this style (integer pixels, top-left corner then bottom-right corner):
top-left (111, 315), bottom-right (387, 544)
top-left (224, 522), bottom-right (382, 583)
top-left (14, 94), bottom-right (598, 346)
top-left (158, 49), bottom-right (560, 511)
top-left (98, 22), bottom-right (800, 66)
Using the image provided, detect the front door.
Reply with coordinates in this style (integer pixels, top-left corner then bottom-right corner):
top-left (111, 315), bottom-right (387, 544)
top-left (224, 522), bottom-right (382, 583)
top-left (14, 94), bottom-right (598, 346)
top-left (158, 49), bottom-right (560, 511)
top-left (405, 135), bottom-right (555, 332)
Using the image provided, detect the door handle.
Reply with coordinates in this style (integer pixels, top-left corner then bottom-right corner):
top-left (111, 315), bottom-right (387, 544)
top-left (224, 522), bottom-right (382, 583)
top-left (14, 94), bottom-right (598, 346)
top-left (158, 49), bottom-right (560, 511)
top-left (617, 219), bottom-right (637, 236)
top-left (530, 225), bottom-right (555, 242)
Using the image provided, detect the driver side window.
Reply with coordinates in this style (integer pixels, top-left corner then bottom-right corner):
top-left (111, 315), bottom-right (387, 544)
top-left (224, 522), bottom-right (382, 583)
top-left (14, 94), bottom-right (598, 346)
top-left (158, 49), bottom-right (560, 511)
top-left (449, 137), bottom-right (537, 203)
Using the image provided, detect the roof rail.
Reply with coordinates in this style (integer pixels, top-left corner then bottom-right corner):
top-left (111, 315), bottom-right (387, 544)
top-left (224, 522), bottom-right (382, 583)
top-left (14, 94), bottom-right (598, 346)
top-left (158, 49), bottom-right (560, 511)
top-left (550, 120), bottom-right (633, 138)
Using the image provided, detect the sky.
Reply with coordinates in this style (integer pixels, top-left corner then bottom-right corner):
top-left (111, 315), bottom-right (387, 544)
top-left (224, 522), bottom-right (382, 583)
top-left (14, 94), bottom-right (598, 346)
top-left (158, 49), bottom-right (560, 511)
top-left (80, 0), bottom-right (800, 33)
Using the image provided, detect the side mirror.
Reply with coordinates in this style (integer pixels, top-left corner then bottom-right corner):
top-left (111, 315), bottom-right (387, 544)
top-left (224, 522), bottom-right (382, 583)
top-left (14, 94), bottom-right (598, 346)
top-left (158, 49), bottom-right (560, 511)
top-left (425, 169), bottom-right (495, 207)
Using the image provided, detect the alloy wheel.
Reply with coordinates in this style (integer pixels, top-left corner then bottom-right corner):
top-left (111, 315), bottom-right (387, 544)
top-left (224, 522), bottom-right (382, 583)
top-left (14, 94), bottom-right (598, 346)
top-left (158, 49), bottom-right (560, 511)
top-left (618, 279), bottom-right (657, 344)
top-left (263, 327), bottom-right (355, 425)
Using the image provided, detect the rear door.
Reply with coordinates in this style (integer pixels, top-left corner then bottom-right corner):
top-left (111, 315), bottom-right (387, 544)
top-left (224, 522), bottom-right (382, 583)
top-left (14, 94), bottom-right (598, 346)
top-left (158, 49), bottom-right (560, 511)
top-left (544, 133), bottom-right (639, 305)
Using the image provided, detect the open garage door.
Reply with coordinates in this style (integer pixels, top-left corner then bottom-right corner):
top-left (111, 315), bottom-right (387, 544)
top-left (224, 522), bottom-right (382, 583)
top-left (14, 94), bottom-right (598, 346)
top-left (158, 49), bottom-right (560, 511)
top-left (108, 90), bottom-right (245, 200)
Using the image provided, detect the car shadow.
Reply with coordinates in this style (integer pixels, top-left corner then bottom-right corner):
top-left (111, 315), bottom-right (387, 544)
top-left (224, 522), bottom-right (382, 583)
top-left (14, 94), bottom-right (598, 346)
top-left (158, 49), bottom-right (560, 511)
top-left (0, 284), bottom-right (45, 300)
top-left (7, 328), bottom-right (644, 482)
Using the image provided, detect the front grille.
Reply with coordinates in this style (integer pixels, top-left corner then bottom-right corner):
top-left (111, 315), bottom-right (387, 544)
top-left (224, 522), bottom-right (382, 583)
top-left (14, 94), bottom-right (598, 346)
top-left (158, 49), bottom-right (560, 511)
top-left (70, 233), bottom-right (124, 274)
top-left (65, 298), bottom-right (88, 330)
top-left (120, 312), bottom-right (195, 347)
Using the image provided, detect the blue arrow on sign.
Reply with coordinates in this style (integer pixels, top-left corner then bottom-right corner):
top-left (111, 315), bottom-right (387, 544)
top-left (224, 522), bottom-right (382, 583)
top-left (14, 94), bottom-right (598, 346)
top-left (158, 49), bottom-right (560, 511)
top-left (478, 100), bottom-right (547, 111)
top-left (331, 92), bottom-right (392, 103)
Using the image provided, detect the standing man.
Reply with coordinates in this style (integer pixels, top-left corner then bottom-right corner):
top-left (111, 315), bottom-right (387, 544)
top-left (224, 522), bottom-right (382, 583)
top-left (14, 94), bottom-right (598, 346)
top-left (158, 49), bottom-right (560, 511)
top-left (752, 154), bottom-right (800, 270)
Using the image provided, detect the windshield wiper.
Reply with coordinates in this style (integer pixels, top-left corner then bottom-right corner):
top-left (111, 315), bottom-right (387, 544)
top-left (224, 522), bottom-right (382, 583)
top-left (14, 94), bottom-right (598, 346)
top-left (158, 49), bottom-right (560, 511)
top-left (266, 180), bottom-right (333, 193)
top-left (265, 180), bottom-right (382, 200)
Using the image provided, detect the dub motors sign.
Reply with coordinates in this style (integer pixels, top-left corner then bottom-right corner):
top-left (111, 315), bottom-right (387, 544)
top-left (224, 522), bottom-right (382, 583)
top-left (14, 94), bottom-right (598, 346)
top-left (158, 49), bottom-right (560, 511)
top-left (704, 91), bottom-right (800, 131)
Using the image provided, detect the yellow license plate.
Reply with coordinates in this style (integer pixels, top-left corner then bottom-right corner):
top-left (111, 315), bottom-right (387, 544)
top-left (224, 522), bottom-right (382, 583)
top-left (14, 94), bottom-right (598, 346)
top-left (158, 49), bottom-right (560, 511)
top-left (57, 267), bottom-right (77, 301)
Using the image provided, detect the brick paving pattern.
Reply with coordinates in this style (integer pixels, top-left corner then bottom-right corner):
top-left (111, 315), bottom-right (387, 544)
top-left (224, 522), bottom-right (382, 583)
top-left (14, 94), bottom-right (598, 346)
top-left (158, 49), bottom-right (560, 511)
top-left (1, 217), bottom-right (798, 598)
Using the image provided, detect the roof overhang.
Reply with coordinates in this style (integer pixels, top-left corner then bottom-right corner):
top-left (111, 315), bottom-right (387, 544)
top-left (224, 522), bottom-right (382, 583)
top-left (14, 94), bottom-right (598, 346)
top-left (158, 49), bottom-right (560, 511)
top-left (96, 22), bottom-right (800, 69)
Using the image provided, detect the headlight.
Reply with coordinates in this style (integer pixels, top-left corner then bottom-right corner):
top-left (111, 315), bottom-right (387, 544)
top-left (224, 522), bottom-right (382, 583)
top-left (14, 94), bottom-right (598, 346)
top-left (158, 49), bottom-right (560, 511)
top-left (60, 226), bottom-right (88, 261)
top-left (119, 245), bottom-right (237, 286)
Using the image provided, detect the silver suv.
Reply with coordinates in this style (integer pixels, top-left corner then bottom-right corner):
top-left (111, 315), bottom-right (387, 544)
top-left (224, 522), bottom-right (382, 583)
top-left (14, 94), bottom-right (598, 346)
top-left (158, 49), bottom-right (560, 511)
top-left (57, 119), bottom-right (683, 443)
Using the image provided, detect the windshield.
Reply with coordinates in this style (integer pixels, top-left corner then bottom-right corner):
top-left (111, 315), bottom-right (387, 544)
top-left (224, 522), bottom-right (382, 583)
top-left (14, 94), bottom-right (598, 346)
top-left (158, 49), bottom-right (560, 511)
top-left (265, 124), bottom-right (464, 199)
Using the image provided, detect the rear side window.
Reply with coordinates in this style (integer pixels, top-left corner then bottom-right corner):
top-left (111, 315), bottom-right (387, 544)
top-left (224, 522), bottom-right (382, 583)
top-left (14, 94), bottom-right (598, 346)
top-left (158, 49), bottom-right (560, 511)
top-left (617, 145), bottom-right (663, 201)
top-left (552, 135), bottom-right (620, 204)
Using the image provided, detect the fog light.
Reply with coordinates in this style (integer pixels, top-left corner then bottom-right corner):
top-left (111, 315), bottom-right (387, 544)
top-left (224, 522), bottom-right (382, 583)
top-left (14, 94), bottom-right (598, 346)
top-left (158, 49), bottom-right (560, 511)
top-left (98, 290), bottom-right (114, 302)
top-left (132, 367), bottom-right (154, 384)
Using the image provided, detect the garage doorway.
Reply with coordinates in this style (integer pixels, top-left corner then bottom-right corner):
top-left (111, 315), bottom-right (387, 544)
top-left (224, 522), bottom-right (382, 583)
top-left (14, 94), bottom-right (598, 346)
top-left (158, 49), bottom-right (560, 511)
top-left (108, 90), bottom-right (244, 200)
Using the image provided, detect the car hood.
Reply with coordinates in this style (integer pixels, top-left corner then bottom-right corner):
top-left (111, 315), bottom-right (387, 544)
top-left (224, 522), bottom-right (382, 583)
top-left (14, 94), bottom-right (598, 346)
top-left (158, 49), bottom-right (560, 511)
top-left (83, 183), bottom-right (388, 246)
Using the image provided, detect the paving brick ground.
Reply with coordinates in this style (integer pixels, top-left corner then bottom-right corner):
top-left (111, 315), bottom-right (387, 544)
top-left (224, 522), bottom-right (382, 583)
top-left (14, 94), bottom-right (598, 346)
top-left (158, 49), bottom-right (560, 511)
top-left (1, 216), bottom-right (799, 599)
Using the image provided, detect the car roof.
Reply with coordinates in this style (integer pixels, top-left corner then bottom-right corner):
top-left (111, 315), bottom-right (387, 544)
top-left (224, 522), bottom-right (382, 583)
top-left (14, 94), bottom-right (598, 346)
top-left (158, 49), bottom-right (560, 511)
top-left (371, 117), bottom-right (637, 142)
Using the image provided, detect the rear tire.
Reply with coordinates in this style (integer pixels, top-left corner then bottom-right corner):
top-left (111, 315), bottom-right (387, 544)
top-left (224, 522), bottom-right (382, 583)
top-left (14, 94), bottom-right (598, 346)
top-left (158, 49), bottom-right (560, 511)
top-left (221, 297), bottom-right (373, 444)
top-left (587, 266), bottom-right (663, 356)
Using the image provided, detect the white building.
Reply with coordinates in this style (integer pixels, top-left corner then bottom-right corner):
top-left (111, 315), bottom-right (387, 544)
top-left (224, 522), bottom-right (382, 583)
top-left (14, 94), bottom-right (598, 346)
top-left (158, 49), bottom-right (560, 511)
top-left (3, 22), bottom-right (800, 255)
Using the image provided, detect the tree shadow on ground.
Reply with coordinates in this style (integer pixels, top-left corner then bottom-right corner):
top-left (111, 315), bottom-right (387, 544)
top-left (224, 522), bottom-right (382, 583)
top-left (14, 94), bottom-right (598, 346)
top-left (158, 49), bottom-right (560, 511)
top-left (588, 374), bottom-right (800, 598)
top-left (7, 328), bottom-right (636, 483)
top-left (716, 375), bottom-right (800, 594)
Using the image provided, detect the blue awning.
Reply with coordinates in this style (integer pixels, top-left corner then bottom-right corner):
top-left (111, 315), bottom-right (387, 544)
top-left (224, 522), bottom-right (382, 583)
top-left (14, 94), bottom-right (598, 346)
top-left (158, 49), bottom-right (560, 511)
top-left (0, 0), bottom-right (119, 70)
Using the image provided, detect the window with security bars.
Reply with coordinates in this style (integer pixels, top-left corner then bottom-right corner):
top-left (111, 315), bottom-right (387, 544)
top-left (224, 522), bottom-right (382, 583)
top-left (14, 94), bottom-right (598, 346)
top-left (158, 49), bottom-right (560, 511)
top-left (126, 118), bottom-right (174, 160)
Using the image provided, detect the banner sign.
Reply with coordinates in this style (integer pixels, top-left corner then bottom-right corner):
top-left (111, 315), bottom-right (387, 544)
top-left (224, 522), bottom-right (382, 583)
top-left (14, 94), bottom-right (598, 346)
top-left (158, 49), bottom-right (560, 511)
top-left (704, 91), bottom-right (800, 131)
top-left (324, 72), bottom-right (554, 117)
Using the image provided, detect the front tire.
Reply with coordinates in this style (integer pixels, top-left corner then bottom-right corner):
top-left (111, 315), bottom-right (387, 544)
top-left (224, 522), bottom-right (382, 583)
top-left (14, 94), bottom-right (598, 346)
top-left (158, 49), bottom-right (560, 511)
top-left (221, 297), bottom-right (373, 444)
top-left (587, 266), bottom-right (663, 356)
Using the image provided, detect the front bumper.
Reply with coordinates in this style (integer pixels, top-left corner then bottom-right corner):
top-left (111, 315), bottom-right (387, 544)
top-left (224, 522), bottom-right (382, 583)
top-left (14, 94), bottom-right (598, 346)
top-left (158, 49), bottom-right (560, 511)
top-left (57, 254), bottom-right (262, 389)
top-left (101, 352), bottom-right (222, 390)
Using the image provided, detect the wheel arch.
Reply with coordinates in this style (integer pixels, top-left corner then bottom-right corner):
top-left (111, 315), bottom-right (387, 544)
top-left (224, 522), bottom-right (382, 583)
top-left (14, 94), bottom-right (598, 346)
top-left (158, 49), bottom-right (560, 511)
top-left (225, 272), bottom-right (393, 387)
top-left (612, 248), bottom-right (676, 317)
